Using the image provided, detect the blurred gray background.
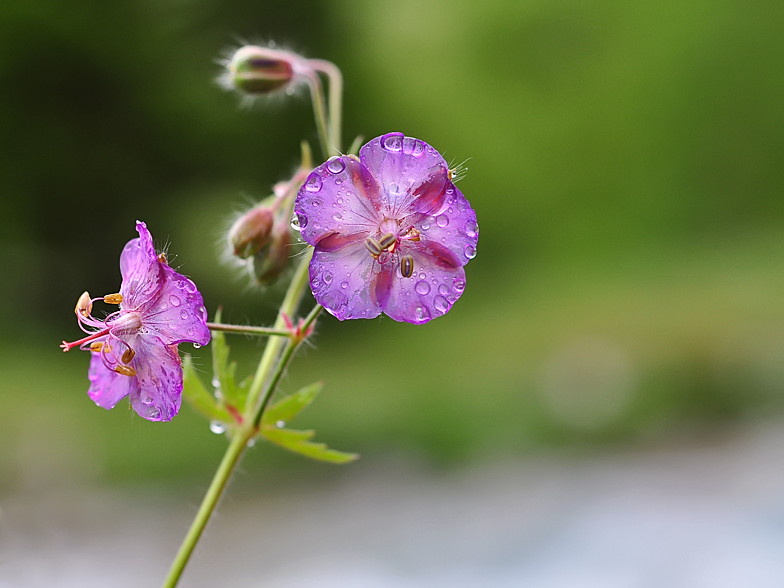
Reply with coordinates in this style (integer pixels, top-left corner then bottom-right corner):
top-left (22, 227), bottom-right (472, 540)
top-left (1, 0), bottom-right (784, 585)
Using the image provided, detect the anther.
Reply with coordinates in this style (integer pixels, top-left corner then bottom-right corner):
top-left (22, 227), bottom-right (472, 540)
top-left (104, 293), bottom-right (123, 305)
top-left (378, 233), bottom-right (396, 250)
top-left (365, 237), bottom-right (383, 258)
top-left (400, 255), bottom-right (414, 278)
top-left (121, 348), bottom-right (135, 364)
top-left (90, 342), bottom-right (104, 353)
top-left (75, 291), bottom-right (92, 318)
top-left (114, 365), bottom-right (137, 377)
top-left (158, 252), bottom-right (168, 265)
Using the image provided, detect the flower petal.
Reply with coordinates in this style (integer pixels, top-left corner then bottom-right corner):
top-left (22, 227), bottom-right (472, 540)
top-left (140, 264), bottom-right (211, 346)
top-left (310, 240), bottom-right (383, 320)
top-left (120, 221), bottom-right (164, 310)
top-left (295, 156), bottom-right (381, 247)
top-left (411, 184), bottom-right (478, 266)
top-left (128, 338), bottom-right (183, 422)
top-left (359, 133), bottom-right (450, 218)
top-left (382, 247), bottom-right (467, 325)
top-left (88, 351), bottom-right (139, 410)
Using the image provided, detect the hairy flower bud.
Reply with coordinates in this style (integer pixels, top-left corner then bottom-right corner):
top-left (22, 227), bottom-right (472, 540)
top-left (224, 46), bottom-right (296, 95)
top-left (228, 205), bottom-right (275, 259)
top-left (252, 221), bottom-right (291, 285)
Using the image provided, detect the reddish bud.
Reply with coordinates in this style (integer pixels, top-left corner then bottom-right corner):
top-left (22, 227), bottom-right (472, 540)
top-left (228, 206), bottom-right (275, 259)
top-left (225, 46), bottom-right (296, 95)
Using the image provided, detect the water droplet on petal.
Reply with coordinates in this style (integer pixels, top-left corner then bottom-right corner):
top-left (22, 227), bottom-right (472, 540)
top-left (148, 407), bottom-right (161, 419)
top-left (464, 245), bottom-right (476, 259)
top-left (436, 215), bottom-right (449, 228)
top-left (140, 392), bottom-right (154, 406)
top-left (305, 174), bottom-right (323, 192)
top-left (415, 281), bottom-right (431, 295)
top-left (180, 310), bottom-right (188, 320)
top-left (434, 296), bottom-right (449, 314)
top-left (337, 197), bottom-right (343, 204)
top-left (453, 278), bottom-right (465, 292)
top-left (323, 271), bottom-right (333, 284)
top-left (210, 421), bottom-right (226, 434)
top-left (326, 157), bottom-right (346, 174)
top-left (415, 306), bottom-right (431, 321)
top-left (291, 212), bottom-right (308, 231)
top-left (465, 221), bottom-right (478, 237)
top-left (193, 343), bottom-right (201, 349)
top-left (438, 284), bottom-right (449, 296)
top-left (341, 281), bottom-right (348, 289)
top-left (184, 279), bottom-right (197, 293)
top-left (420, 220), bottom-right (431, 230)
top-left (381, 133), bottom-right (403, 152)
top-left (332, 212), bottom-right (342, 221)
top-left (169, 295), bottom-right (181, 307)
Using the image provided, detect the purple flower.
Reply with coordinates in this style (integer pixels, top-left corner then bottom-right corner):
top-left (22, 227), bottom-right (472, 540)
top-left (294, 133), bottom-right (478, 324)
top-left (61, 222), bottom-right (211, 421)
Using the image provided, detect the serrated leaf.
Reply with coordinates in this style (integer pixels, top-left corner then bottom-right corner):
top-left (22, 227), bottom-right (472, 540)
top-left (182, 355), bottom-right (233, 423)
top-left (262, 381), bottom-right (323, 427)
top-left (211, 309), bottom-right (246, 413)
top-left (261, 425), bottom-right (358, 464)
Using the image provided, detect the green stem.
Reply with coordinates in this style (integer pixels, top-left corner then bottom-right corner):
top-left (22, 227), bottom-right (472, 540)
top-left (162, 249), bottom-right (315, 587)
top-left (161, 429), bottom-right (248, 588)
top-left (252, 303), bottom-right (323, 429)
top-left (206, 323), bottom-right (292, 338)
top-left (307, 59), bottom-right (343, 154)
top-left (303, 71), bottom-right (332, 159)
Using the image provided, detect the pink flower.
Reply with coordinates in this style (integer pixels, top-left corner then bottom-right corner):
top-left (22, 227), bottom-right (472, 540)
top-left (293, 133), bottom-right (478, 324)
top-left (61, 222), bottom-right (210, 421)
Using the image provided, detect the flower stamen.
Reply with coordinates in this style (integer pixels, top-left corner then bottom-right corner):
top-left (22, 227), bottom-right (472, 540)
top-left (60, 327), bottom-right (111, 352)
top-left (400, 255), bottom-right (414, 278)
top-left (365, 237), bottom-right (383, 258)
top-left (103, 293), bottom-right (123, 304)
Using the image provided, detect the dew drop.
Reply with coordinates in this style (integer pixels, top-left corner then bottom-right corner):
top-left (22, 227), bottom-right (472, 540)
top-left (247, 438), bottom-right (256, 447)
top-left (193, 343), bottom-right (201, 349)
top-left (305, 174), bottom-right (323, 192)
top-left (323, 271), bottom-right (333, 284)
top-left (438, 284), bottom-right (449, 296)
top-left (415, 306), bottom-right (431, 321)
top-left (418, 273), bottom-right (426, 279)
top-left (337, 197), bottom-right (343, 204)
top-left (211, 377), bottom-right (220, 388)
top-left (180, 310), bottom-right (188, 320)
top-left (276, 420), bottom-right (286, 428)
top-left (381, 133), bottom-right (403, 152)
top-left (291, 212), bottom-right (308, 231)
top-left (327, 157), bottom-right (346, 174)
top-left (434, 296), bottom-right (449, 314)
top-left (415, 280), bottom-right (431, 295)
top-left (209, 421), bottom-right (226, 434)
top-left (341, 281), bottom-right (348, 289)
top-left (184, 279), bottom-right (197, 293)
top-left (465, 221), bottom-right (478, 237)
top-left (332, 212), bottom-right (342, 221)
top-left (436, 214), bottom-right (449, 228)
top-left (140, 392), bottom-right (154, 406)
top-left (197, 306), bottom-right (207, 320)
top-left (420, 220), bottom-right (431, 230)
top-left (169, 295), bottom-right (181, 307)
top-left (148, 408), bottom-right (161, 419)
top-left (453, 278), bottom-right (465, 292)
top-left (464, 245), bottom-right (477, 259)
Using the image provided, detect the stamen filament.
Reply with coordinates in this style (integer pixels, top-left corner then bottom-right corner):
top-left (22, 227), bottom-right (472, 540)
top-left (60, 328), bottom-right (111, 352)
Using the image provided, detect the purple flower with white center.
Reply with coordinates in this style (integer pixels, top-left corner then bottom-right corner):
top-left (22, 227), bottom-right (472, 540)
top-left (294, 132), bottom-right (478, 324)
top-left (61, 221), bottom-right (211, 421)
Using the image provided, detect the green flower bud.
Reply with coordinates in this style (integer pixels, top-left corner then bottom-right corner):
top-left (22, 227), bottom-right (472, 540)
top-left (225, 46), bottom-right (296, 95)
top-left (252, 221), bottom-right (291, 285)
top-left (228, 205), bottom-right (275, 259)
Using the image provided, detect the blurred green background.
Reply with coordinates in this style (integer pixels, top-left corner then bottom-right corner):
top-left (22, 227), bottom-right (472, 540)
top-left (1, 0), bottom-right (783, 492)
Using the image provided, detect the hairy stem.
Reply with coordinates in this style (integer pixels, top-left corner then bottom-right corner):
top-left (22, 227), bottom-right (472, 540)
top-left (206, 323), bottom-right (292, 337)
top-left (307, 59), bottom-right (343, 154)
top-left (303, 70), bottom-right (332, 159)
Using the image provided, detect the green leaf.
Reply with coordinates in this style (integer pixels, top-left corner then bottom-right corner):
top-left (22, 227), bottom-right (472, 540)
top-left (182, 355), bottom-right (233, 423)
top-left (262, 381), bottom-right (323, 427)
top-left (261, 425), bottom-right (358, 464)
top-left (211, 309), bottom-right (246, 413)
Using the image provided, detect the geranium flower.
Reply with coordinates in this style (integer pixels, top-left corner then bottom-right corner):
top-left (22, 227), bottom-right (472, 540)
top-left (293, 132), bottom-right (478, 324)
top-left (61, 221), bottom-right (210, 421)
